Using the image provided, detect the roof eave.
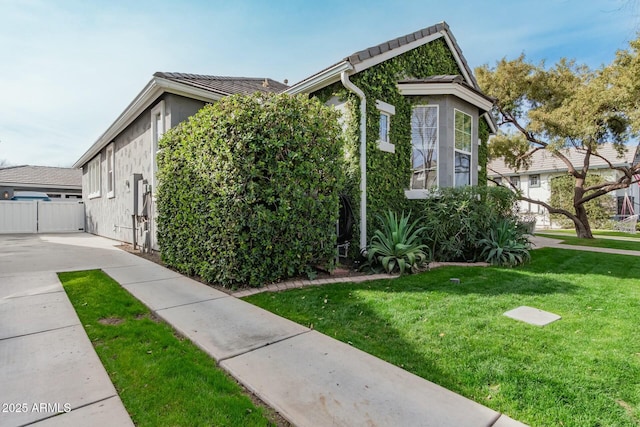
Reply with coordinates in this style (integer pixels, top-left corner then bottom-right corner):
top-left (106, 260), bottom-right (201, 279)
top-left (0, 182), bottom-right (81, 190)
top-left (487, 162), bottom-right (631, 177)
top-left (284, 61), bottom-right (353, 95)
top-left (73, 78), bottom-right (225, 168)
top-left (397, 82), bottom-right (494, 112)
top-left (285, 24), bottom-right (480, 99)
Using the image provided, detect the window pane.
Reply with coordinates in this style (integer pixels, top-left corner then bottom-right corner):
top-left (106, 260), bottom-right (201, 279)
top-left (454, 152), bottom-right (470, 187)
top-left (411, 106), bottom-right (438, 190)
top-left (379, 113), bottom-right (388, 143)
top-left (454, 110), bottom-right (472, 153)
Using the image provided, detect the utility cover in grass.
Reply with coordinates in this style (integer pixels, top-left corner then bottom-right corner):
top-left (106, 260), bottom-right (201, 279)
top-left (504, 306), bottom-right (561, 326)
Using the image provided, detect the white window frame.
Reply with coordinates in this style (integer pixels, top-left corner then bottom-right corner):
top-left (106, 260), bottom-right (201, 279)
top-left (375, 100), bottom-right (395, 153)
top-left (453, 109), bottom-right (472, 188)
top-left (151, 100), bottom-right (166, 197)
top-left (106, 143), bottom-right (115, 198)
top-left (510, 176), bottom-right (521, 189)
top-left (88, 156), bottom-right (101, 199)
top-left (529, 174), bottom-right (540, 188)
top-left (405, 104), bottom-right (439, 199)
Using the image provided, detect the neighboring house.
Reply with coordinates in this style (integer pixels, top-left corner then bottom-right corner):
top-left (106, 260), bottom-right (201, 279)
top-left (488, 144), bottom-right (640, 228)
top-left (0, 165), bottom-right (82, 201)
top-left (74, 21), bottom-right (495, 251)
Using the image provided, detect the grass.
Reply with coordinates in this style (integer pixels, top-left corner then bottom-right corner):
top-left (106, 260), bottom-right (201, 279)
top-left (537, 233), bottom-right (640, 251)
top-left (540, 229), bottom-right (639, 239)
top-left (59, 270), bottom-right (276, 427)
top-left (244, 249), bottom-right (640, 427)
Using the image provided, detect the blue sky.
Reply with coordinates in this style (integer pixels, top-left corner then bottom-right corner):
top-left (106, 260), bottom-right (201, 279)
top-left (1, 0), bottom-right (638, 167)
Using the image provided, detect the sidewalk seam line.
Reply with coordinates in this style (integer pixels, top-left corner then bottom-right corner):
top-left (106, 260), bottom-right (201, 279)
top-left (2, 289), bottom-right (64, 300)
top-left (486, 413), bottom-right (505, 427)
top-left (19, 394), bottom-right (119, 427)
top-left (217, 329), bottom-right (312, 363)
top-left (154, 295), bottom-right (231, 312)
top-left (0, 323), bottom-right (79, 342)
top-left (104, 275), bottom-right (182, 286)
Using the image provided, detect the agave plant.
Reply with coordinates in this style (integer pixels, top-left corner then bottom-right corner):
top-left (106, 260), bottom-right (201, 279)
top-left (365, 210), bottom-right (430, 274)
top-left (479, 219), bottom-right (531, 266)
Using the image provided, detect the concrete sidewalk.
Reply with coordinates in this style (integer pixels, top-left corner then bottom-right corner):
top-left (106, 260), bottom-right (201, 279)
top-left (1, 233), bottom-right (527, 427)
top-left (531, 234), bottom-right (640, 256)
top-left (0, 234), bottom-right (137, 427)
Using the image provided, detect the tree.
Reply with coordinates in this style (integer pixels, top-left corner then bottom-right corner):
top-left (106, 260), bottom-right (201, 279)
top-left (549, 175), bottom-right (616, 229)
top-left (476, 39), bottom-right (640, 238)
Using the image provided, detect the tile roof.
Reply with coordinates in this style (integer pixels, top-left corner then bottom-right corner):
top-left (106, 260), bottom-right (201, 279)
top-left (488, 144), bottom-right (637, 176)
top-left (0, 165), bottom-right (82, 188)
top-left (286, 21), bottom-right (482, 98)
top-left (345, 22), bottom-right (478, 86)
top-left (154, 72), bottom-right (289, 95)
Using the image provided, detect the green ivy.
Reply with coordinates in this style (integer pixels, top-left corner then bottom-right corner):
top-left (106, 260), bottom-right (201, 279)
top-left (156, 93), bottom-right (344, 287)
top-left (314, 38), bottom-right (492, 248)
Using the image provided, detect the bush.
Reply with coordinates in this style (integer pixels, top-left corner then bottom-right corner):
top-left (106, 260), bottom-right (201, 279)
top-left (157, 93), bottom-right (343, 287)
top-left (479, 219), bottom-right (531, 266)
top-left (364, 210), bottom-right (429, 275)
top-left (416, 186), bottom-right (519, 262)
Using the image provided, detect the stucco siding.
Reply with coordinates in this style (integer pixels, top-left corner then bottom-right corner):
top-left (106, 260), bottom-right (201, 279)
top-left (82, 94), bottom-right (208, 248)
top-left (83, 97), bottom-right (162, 243)
top-left (165, 93), bottom-right (207, 127)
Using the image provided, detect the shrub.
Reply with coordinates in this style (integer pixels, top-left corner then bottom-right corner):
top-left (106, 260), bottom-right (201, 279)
top-left (157, 93), bottom-right (344, 287)
top-left (364, 211), bottom-right (429, 275)
top-left (479, 219), bottom-right (531, 266)
top-left (416, 186), bottom-right (519, 262)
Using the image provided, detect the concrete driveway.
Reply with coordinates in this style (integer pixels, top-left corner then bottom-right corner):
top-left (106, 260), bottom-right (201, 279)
top-left (0, 234), bottom-right (136, 427)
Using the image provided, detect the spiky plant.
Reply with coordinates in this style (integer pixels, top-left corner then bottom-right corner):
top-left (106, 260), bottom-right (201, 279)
top-left (365, 210), bottom-right (429, 274)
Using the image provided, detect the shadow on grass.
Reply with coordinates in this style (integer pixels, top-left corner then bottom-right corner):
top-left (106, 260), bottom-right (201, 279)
top-left (245, 247), bottom-right (640, 426)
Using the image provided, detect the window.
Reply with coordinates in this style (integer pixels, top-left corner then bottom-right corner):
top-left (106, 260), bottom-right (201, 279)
top-left (494, 177), bottom-right (502, 185)
top-left (375, 100), bottom-right (395, 153)
top-left (106, 144), bottom-right (115, 198)
top-left (454, 110), bottom-right (472, 187)
top-left (510, 176), bottom-right (521, 189)
top-left (410, 105), bottom-right (438, 190)
top-left (88, 156), bottom-right (101, 198)
top-left (151, 101), bottom-right (166, 195)
top-left (529, 174), bottom-right (540, 188)
top-left (379, 113), bottom-right (389, 143)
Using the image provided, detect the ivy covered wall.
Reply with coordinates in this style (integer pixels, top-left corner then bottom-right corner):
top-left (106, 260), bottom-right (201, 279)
top-left (313, 37), bottom-right (491, 248)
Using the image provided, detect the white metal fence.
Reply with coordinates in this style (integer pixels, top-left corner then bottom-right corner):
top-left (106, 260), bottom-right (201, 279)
top-left (0, 201), bottom-right (85, 234)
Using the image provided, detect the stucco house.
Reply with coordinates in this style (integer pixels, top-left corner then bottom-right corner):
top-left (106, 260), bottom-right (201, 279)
top-left (0, 165), bottom-right (82, 201)
top-left (488, 144), bottom-right (640, 228)
top-left (74, 21), bottom-right (495, 251)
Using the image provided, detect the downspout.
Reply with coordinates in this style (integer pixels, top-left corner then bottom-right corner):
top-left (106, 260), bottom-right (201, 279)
top-left (340, 70), bottom-right (367, 253)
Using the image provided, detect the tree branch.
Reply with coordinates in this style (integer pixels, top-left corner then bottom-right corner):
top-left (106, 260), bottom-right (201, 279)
top-left (519, 195), bottom-right (579, 222)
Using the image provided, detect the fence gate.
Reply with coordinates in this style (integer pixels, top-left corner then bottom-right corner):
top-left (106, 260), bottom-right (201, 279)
top-left (0, 201), bottom-right (85, 234)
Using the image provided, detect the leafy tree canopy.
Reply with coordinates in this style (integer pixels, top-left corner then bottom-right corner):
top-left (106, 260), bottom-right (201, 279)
top-left (476, 37), bottom-right (640, 238)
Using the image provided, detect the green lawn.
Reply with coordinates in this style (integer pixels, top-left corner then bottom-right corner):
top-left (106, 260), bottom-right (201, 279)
top-left (60, 270), bottom-right (276, 427)
top-left (537, 233), bottom-right (640, 251)
top-left (245, 249), bottom-right (640, 427)
top-left (540, 229), bottom-right (639, 239)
